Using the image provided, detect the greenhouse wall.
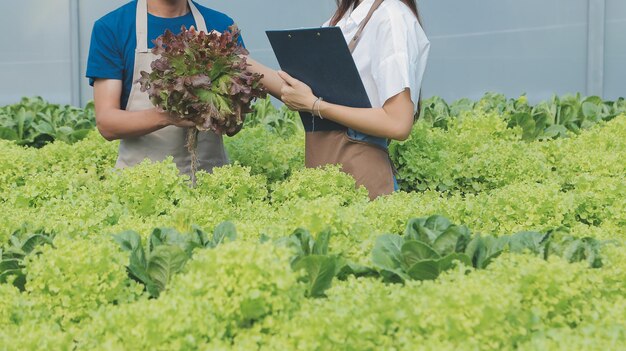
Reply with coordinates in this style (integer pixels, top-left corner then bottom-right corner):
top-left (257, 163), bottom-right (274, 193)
top-left (0, 0), bottom-right (623, 106)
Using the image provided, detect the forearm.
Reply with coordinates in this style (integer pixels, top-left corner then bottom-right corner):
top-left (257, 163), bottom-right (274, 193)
top-left (277, 72), bottom-right (415, 141)
top-left (246, 57), bottom-right (282, 99)
top-left (96, 107), bottom-right (169, 141)
top-left (317, 102), bottom-right (411, 140)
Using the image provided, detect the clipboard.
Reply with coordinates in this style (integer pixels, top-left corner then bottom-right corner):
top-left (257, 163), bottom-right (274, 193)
top-left (266, 27), bottom-right (371, 131)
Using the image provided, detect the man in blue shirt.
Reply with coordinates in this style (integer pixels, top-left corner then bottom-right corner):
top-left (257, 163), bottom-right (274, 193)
top-left (87, 0), bottom-right (240, 177)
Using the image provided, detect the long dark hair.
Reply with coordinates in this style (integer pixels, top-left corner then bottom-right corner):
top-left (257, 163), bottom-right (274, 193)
top-left (331, 0), bottom-right (422, 27)
top-left (331, 0), bottom-right (424, 120)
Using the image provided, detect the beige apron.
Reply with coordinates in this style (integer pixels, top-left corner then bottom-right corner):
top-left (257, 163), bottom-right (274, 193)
top-left (117, 0), bottom-right (228, 177)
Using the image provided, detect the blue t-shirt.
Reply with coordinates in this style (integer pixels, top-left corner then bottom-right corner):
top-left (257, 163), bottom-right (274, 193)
top-left (86, 1), bottom-right (241, 109)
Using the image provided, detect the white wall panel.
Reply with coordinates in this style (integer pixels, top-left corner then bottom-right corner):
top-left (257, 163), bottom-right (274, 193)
top-left (605, 0), bottom-right (626, 100)
top-left (419, 0), bottom-right (589, 102)
top-left (0, 0), bottom-right (72, 105)
top-left (0, 0), bottom-right (623, 106)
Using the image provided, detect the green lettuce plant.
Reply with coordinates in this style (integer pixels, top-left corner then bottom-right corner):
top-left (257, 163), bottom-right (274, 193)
top-left (0, 97), bottom-right (95, 148)
top-left (0, 226), bottom-right (54, 290)
top-left (113, 222), bottom-right (237, 298)
top-left (278, 228), bottom-right (342, 298)
top-left (372, 216), bottom-right (608, 283)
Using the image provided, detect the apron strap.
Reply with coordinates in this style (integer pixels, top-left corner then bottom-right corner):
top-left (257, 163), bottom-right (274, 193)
top-left (188, 0), bottom-right (208, 33)
top-left (136, 0), bottom-right (209, 53)
top-left (348, 0), bottom-right (384, 53)
top-left (136, 0), bottom-right (149, 53)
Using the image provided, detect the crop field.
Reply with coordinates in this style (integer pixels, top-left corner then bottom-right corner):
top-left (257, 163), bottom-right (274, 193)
top-left (0, 94), bottom-right (625, 350)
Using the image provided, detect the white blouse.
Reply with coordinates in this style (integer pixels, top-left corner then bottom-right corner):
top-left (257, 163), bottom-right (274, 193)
top-left (324, 0), bottom-right (430, 113)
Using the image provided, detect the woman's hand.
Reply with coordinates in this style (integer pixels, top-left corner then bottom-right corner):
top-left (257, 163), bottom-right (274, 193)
top-left (278, 71), bottom-right (318, 112)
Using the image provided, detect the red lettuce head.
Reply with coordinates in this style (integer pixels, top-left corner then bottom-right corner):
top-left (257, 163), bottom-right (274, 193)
top-left (137, 25), bottom-right (266, 136)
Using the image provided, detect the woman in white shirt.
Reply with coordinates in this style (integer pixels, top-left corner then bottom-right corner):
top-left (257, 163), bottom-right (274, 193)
top-left (248, 0), bottom-right (430, 199)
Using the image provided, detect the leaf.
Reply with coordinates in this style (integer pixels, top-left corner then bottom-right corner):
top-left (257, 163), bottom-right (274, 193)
top-left (15, 108), bottom-right (31, 139)
top-left (209, 61), bottom-right (228, 81)
top-left (583, 239), bottom-right (603, 269)
top-left (542, 125), bottom-right (569, 139)
top-left (437, 253), bottom-right (472, 271)
top-left (149, 227), bottom-right (187, 252)
top-left (581, 101), bottom-right (600, 120)
top-left (240, 297), bottom-right (268, 321)
top-left (405, 218), bottom-right (436, 243)
top-left (465, 242), bottom-right (486, 268)
top-left (127, 262), bottom-right (153, 292)
top-left (406, 260), bottom-right (440, 281)
top-left (433, 225), bottom-right (468, 255)
top-left (0, 269), bottom-right (26, 289)
top-left (290, 228), bottom-right (315, 256)
top-left (558, 237), bottom-right (604, 269)
top-left (56, 126), bottom-right (75, 136)
top-left (508, 112), bottom-right (538, 141)
top-left (312, 228), bottom-right (331, 255)
top-left (484, 236), bottom-right (509, 264)
top-left (68, 129), bottom-right (92, 142)
top-left (508, 231), bottom-right (551, 255)
top-left (0, 127), bottom-right (18, 141)
top-left (465, 235), bottom-right (507, 269)
top-left (113, 231), bottom-right (143, 252)
top-left (146, 245), bottom-right (189, 297)
top-left (336, 260), bottom-right (378, 279)
top-left (425, 215), bottom-right (453, 235)
top-left (293, 255), bottom-right (338, 298)
top-left (188, 74), bottom-right (212, 88)
top-left (0, 258), bottom-right (21, 272)
top-left (401, 240), bottom-right (440, 269)
top-left (405, 215), bottom-right (457, 246)
top-left (212, 221), bottom-right (237, 247)
top-left (20, 234), bottom-right (53, 254)
top-left (114, 231), bottom-right (149, 283)
top-left (196, 89), bottom-right (215, 104)
top-left (32, 121), bottom-right (55, 135)
top-left (562, 240), bottom-right (584, 263)
top-left (371, 234), bottom-right (405, 272)
top-left (583, 96), bottom-right (603, 105)
top-left (189, 225), bottom-right (210, 247)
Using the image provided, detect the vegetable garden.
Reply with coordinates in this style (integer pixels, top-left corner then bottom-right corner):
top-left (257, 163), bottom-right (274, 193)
top-left (0, 93), bottom-right (625, 350)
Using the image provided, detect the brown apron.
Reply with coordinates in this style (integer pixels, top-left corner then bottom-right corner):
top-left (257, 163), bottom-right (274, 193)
top-left (306, 0), bottom-right (393, 200)
top-left (306, 130), bottom-right (394, 200)
top-left (117, 0), bottom-right (228, 177)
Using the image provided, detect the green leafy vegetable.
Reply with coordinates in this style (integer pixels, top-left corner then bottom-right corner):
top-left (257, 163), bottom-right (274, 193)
top-left (0, 226), bottom-right (54, 290)
top-left (373, 215), bottom-right (608, 282)
top-left (0, 97), bottom-right (95, 148)
top-left (279, 228), bottom-right (343, 297)
top-left (113, 222), bottom-right (238, 298)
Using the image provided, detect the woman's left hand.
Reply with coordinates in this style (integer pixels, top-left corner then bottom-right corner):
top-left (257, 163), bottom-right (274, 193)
top-left (278, 71), bottom-right (318, 112)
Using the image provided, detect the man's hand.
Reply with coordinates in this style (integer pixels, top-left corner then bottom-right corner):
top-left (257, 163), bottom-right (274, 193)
top-left (158, 110), bottom-right (197, 128)
top-left (94, 79), bottom-right (197, 140)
